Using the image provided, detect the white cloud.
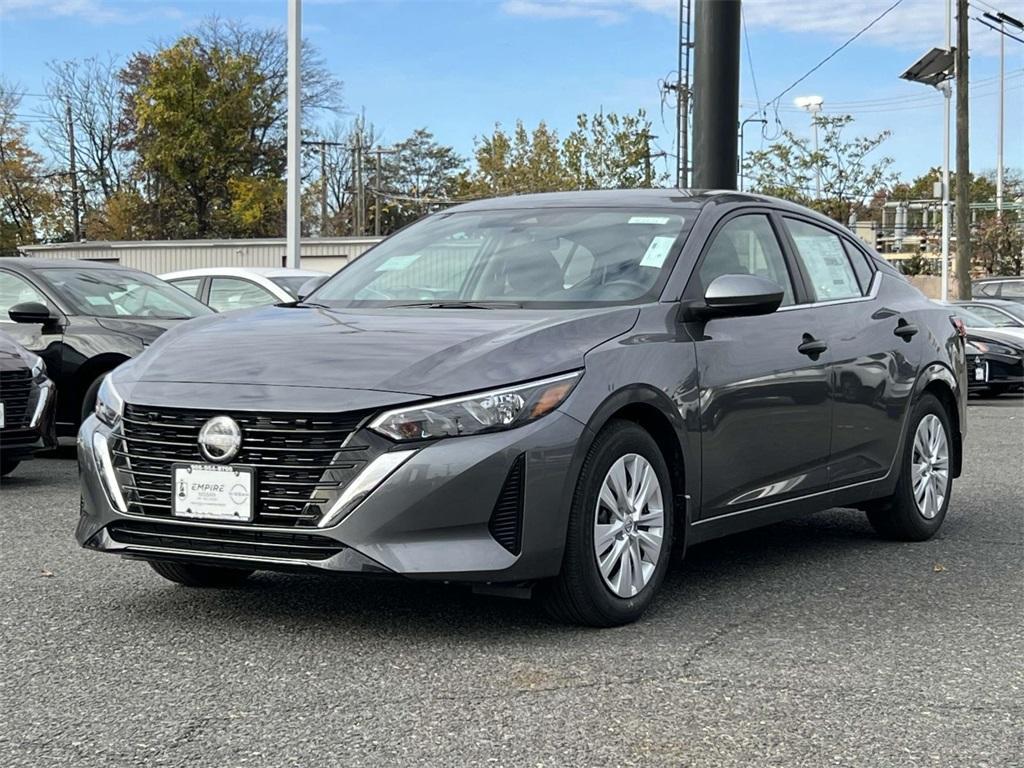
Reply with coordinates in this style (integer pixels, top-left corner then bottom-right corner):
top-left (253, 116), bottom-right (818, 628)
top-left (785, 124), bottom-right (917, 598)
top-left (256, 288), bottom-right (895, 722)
top-left (0, 0), bottom-right (183, 24)
top-left (500, 0), bottom-right (1013, 55)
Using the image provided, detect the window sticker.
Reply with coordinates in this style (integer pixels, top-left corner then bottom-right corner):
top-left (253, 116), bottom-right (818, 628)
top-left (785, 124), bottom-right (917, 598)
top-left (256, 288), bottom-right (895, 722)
top-left (639, 236), bottom-right (677, 268)
top-left (375, 254), bottom-right (422, 272)
top-left (629, 216), bottom-right (672, 225)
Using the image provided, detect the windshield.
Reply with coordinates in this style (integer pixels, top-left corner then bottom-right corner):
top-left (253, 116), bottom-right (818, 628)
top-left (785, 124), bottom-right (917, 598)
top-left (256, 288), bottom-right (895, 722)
top-left (39, 267), bottom-right (213, 319)
top-left (955, 308), bottom-right (995, 328)
top-left (270, 275), bottom-right (320, 299)
top-left (311, 208), bottom-right (691, 308)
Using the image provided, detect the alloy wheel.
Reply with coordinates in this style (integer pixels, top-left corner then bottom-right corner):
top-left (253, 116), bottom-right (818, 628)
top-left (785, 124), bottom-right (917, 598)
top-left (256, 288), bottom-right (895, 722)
top-left (593, 453), bottom-right (665, 598)
top-left (911, 413), bottom-right (949, 520)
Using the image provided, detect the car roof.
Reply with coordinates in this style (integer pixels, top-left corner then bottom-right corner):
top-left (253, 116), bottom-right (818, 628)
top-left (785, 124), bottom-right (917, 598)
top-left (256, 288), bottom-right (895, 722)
top-left (160, 267), bottom-right (325, 279)
top-left (973, 276), bottom-right (1023, 283)
top-left (446, 188), bottom-right (817, 214)
top-left (0, 256), bottom-right (134, 271)
top-left (956, 298), bottom-right (1019, 306)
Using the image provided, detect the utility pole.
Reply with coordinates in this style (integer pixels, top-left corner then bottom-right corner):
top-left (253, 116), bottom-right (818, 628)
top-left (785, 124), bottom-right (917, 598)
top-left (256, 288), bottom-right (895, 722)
top-left (65, 102), bottom-right (80, 241)
top-left (374, 148), bottom-right (383, 237)
top-left (661, 1), bottom-right (693, 187)
top-left (943, 0), bottom-right (953, 302)
top-left (955, 0), bottom-right (971, 299)
top-left (318, 140), bottom-right (328, 236)
top-left (285, 0), bottom-right (302, 268)
top-left (692, 0), bottom-right (741, 190)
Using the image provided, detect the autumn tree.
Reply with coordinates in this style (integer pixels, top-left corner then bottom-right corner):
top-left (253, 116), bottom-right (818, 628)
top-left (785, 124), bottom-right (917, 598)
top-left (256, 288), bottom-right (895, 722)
top-left (0, 82), bottom-right (60, 254)
top-left (973, 215), bottom-right (1023, 276)
top-left (745, 114), bottom-right (897, 224)
top-left (377, 128), bottom-right (465, 230)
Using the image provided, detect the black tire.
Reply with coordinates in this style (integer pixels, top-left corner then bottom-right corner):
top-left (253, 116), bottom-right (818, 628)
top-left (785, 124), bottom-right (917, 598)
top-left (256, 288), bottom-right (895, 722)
top-left (866, 393), bottom-right (953, 541)
top-left (541, 420), bottom-right (674, 627)
top-left (148, 560), bottom-right (254, 588)
top-left (80, 374), bottom-right (107, 424)
top-left (1, 459), bottom-right (21, 477)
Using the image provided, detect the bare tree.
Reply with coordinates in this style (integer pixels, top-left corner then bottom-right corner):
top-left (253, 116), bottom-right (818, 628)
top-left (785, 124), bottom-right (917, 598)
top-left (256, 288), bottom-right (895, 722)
top-left (41, 56), bottom-right (133, 205)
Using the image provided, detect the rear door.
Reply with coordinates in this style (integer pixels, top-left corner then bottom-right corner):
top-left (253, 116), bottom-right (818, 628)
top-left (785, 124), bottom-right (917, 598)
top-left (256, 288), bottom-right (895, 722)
top-left (687, 210), bottom-right (832, 519)
top-left (780, 216), bottom-right (921, 488)
top-left (206, 277), bottom-right (278, 312)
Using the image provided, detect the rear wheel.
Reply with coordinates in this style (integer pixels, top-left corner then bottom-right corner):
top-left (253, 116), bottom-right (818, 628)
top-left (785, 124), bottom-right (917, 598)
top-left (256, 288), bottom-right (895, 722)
top-left (80, 374), bottom-right (107, 424)
top-left (541, 420), bottom-right (674, 627)
top-left (866, 393), bottom-right (953, 541)
top-left (148, 560), bottom-right (254, 588)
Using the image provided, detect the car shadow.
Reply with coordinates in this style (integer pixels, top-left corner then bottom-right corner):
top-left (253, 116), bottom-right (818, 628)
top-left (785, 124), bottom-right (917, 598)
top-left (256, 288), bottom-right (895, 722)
top-left (117, 508), bottom-right (888, 638)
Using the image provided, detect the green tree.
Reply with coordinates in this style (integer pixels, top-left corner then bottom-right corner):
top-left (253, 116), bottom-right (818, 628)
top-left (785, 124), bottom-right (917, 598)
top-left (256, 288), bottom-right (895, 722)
top-left (745, 114), bottom-right (896, 224)
top-left (564, 109), bottom-right (662, 189)
top-left (463, 120), bottom-right (568, 196)
top-left (375, 128), bottom-right (464, 231)
top-left (973, 216), bottom-right (1023, 276)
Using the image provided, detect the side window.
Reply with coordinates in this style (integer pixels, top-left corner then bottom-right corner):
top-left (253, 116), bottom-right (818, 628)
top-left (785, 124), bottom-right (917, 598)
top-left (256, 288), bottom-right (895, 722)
top-left (785, 219), bottom-right (862, 301)
top-left (0, 272), bottom-right (49, 319)
top-left (842, 240), bottom-right (875, 292)
top-left (965, 305), bottom-right (1016, 327)
top-left (1001, 281), bottom-right (1024, 298)
top-left (207, 278), bottom-right (277, 312)
top-left (977, 283), bottom-right (998, 297)
top-left (698, 214), bottom-right (795, 306)
top-left (170, 278), bottom-right (202, 298)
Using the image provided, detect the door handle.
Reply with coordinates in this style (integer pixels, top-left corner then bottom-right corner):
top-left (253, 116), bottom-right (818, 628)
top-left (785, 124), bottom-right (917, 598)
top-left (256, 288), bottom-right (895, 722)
top-left (797, 335), bottom-right (828, 357)
top-left (894, 319), bottom-right (919, 340)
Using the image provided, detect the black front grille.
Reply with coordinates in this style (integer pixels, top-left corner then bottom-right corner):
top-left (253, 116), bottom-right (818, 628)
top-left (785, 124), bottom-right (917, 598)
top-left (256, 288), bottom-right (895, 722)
top-left (0, 369), bottom-right (33, 430)
top-left (108, 520), bottom-right (345, 561)
top-left (113, 404), bottom-right (374, 527)
top-left (489, 454), bottom-right (525, 555)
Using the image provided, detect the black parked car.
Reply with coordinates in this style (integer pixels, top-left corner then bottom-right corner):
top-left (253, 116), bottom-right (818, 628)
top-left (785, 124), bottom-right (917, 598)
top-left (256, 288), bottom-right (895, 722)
top-left (955, 298), bottom-right (1024, 330)
top-left (78, 190), bottom-right (967, 626)
top-left (0, 258), bottom-right (213, 437)
top-left (950, 307), bottom-right (1024, 396)
top-left (0, 331), bottom-right (57, 476)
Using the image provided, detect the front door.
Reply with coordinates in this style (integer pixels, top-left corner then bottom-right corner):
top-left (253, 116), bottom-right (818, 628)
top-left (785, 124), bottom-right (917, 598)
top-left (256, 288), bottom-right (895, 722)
top-left (687, 213), bottom-right (832, 519)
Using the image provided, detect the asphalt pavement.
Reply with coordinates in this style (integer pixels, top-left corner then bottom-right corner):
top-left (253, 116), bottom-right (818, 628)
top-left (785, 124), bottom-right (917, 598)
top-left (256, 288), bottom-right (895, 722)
top-left (1, 396), bottom-right (1021, 767)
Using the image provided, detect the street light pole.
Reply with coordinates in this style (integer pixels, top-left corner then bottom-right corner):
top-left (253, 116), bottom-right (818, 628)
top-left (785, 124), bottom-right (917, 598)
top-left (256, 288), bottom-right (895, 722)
top-left (794, 96), bottom-right (824, 199)
top-left (941, 0), bottom-right (952, 301)
top-left (738, 116), bottom-right (767, 192)
top-left (285, 0), bottom-right (302, 269)
top-left (996, 17), bottom-right (1005, 218)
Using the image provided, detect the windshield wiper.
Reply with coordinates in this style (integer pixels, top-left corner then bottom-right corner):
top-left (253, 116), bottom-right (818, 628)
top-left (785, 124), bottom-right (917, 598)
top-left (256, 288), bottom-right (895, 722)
top-left (390, 300), bottom-right (523, 309)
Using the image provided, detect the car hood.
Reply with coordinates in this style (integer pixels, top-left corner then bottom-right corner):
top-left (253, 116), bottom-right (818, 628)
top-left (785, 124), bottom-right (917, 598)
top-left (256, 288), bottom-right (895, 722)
top-left (967, 327), bottom-right (1024, 348)
top-left (95, 317), bottom-right (188, 346)
top-left (126, 304), bottom-right (640, 396)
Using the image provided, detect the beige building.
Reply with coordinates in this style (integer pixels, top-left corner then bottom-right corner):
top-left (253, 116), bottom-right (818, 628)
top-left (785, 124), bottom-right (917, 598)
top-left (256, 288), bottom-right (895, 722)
top-left (16, 237), bottom-right (383, 276)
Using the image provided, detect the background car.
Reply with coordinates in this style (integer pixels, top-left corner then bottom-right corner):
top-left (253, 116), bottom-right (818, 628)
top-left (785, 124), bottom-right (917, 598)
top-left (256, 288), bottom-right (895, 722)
top-left (160, 267), bottom-right (328, 312)
top-left (972, 277), bottom-right (1024, 303)
top-left (0, 331), bottom-right (57, 476)
top-left (0, 258), bottom-right (213, 436)
top-left (951, 307), bottom-right (1024, 396)
top-left (955, 298), bottom-right (1024, 331)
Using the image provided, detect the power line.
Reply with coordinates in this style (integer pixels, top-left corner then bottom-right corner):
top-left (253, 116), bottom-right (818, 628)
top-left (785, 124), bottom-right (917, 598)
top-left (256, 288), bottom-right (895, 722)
top-left (761, 0), bottom-right (907, 114)
top-left (741, 7), bottom-right (761, 114)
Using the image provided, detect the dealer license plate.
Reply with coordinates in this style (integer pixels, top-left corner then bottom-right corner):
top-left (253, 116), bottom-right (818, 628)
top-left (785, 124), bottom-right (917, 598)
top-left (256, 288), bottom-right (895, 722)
top-left (172, 464), bottom-right (254, 522)
top-left (974, 364), bottom-right (987, 382)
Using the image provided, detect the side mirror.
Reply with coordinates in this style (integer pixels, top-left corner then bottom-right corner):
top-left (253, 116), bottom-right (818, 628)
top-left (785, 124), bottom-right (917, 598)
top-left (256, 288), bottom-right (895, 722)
top-left (9, 301), bottom-right (57, 326)
top-left (696, 274), bottom-right (784, 319)
top-left (297, 275), bottom-right (328, 301)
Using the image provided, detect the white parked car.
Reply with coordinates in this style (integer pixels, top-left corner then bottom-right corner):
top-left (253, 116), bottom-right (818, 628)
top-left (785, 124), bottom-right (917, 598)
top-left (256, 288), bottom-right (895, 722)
top-left (159, 267), bottom-right (328, 312)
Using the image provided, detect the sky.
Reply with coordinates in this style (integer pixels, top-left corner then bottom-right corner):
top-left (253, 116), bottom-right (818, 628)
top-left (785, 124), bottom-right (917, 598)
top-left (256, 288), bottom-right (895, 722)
top-left (1, 0), bottom-right (1022, 185)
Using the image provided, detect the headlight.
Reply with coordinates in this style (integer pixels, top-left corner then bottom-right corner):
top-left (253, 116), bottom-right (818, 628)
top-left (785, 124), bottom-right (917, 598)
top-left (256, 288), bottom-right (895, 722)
top-left (975, 340), bottom-right (1016, 356)
top-left (94, 375), bottom-right (124, 427)
top-left (370, 371), bottom-right (581, 442)
top-left (29, 354), bottom-right (46, 382)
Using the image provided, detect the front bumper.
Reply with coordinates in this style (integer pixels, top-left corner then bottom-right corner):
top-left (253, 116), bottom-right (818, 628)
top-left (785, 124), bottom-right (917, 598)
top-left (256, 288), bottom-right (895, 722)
top-left (77, 410), bottom-right (586, 582)
top-left (967, 351), bottom-right (1024, 391)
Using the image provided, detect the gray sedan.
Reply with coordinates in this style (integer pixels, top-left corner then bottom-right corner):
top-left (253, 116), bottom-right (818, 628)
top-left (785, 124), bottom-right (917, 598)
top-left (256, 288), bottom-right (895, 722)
top-left (77, 190), bottom-right (967, 626)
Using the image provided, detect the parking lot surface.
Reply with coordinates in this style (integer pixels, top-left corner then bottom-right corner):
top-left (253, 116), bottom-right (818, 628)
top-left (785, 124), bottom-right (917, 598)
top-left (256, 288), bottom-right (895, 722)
top-left (1, 397), bottom-right (1021, 767)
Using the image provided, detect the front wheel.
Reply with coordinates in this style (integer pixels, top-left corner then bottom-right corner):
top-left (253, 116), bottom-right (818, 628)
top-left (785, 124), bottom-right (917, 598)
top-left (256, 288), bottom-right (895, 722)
top-left (541, 420), bottom-right (674, 627)
top-left (866, 393), bottom-right (953, 541)
top-left (148, 560), bottom-right (254, 588)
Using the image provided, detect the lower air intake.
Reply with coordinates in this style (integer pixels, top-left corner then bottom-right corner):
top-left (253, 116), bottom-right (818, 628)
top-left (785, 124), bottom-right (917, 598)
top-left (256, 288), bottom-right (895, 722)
top-left (489, 454), bottom-right (525, 555)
